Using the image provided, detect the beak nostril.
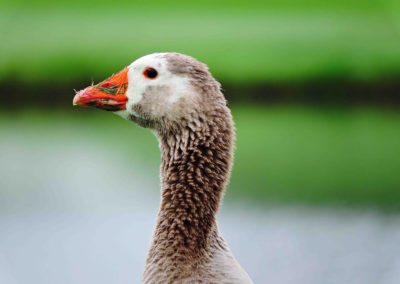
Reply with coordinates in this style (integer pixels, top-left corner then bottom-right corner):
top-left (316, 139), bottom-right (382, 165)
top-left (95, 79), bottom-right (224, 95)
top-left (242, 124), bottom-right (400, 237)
top-left (101, 82), bottom-right (114, 88)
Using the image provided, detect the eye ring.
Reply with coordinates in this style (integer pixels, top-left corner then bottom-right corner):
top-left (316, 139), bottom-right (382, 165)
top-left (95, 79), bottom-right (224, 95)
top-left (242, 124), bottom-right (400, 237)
top-left (143, 67), bottom-right (158, 79)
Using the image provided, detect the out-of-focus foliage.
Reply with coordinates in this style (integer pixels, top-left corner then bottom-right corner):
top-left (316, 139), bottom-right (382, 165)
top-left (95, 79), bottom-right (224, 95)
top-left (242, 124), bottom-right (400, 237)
top-left (1, 0), bottom-right (399, 209)
top-left (2, 107), bottom-right (399, 209)
top-left (1, 0), bottom-right (400, 83)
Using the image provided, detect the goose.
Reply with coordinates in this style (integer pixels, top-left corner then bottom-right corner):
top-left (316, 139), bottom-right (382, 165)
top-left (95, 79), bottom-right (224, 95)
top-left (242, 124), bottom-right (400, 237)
top-left (73, 52), bottom-right (253, 284)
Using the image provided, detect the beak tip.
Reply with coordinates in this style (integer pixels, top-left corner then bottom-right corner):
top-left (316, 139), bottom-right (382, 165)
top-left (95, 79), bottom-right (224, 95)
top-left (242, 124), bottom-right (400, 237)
top-left (72, 92), bottom-right (82, 106)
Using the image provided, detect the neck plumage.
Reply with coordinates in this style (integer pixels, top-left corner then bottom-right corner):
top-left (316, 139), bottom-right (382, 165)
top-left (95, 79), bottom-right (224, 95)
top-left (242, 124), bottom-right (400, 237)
top-left (143, 106), bottom-right (234, 282)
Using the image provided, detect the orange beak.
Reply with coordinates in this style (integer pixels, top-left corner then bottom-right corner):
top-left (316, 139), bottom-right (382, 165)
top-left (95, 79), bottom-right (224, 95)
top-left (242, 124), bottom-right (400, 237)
top-left (73, 68), bottom-right (129, 111)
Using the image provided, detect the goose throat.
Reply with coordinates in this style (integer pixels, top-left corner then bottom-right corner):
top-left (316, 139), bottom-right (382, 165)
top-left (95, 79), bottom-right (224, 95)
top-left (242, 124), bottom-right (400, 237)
top-left (144, 109), bottom-right (234, 278)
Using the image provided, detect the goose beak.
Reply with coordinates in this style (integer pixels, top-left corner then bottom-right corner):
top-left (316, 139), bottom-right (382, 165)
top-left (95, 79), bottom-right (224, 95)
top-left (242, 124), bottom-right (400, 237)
top-left (73, 68), bottom-right (129, 112)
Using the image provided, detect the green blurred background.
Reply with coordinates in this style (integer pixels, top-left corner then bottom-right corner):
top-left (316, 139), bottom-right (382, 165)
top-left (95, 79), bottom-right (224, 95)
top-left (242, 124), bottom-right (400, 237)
top-left (1, 1), bottom-right (400, 283)
top-left (1, 0), bottom-right (399, 209)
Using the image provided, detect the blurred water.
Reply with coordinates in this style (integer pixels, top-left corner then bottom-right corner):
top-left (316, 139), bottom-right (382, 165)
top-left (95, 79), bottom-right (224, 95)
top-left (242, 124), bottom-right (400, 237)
top-left (1, 129), bottom-right (400, 284)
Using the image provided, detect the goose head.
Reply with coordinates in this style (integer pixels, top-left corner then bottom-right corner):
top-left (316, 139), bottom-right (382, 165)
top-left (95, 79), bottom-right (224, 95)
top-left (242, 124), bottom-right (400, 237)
top-left (73, 52), bottom-right (223, 132)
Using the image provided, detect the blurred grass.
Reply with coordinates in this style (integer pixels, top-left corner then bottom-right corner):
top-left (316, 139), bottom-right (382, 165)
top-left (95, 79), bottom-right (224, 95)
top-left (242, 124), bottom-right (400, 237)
top-left (2, 106), bottom-right (399, 209)
top-left (1, 0), bottom-right (399, 210)
top-left (1, 0), bottom-right (400, 84)
top-left (232, 106), bottom-right (400, 209)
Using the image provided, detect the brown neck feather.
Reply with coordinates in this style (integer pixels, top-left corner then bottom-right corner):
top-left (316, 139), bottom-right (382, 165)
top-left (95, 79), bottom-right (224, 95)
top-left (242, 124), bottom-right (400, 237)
top-left (143, 106), bottom-right (234, 281)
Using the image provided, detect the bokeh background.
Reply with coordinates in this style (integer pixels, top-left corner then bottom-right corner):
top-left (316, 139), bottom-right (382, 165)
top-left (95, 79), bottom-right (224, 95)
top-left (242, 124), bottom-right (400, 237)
top-left (1, 1), bottom-right (400, 283)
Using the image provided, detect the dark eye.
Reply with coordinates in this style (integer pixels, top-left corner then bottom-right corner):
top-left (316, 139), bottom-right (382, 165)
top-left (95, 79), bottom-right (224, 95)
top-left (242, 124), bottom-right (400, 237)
top-left (143, 67), bottom-right (158, 79)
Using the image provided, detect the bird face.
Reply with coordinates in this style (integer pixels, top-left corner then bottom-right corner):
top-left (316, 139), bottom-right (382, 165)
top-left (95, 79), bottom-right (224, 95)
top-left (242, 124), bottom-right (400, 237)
top-left (73, 53), bottom-right (202, 128)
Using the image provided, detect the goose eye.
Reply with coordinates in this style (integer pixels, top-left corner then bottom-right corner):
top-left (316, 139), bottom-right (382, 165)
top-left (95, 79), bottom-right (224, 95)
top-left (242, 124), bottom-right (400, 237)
top-left (143, 67), bottom-right (158, 79)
